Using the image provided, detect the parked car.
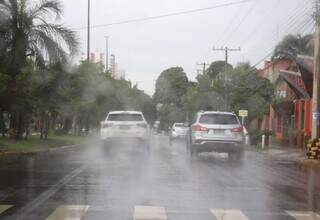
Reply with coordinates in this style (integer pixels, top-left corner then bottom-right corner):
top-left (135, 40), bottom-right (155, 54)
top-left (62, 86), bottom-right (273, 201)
top-left (170, 123), bottom-right (189, 141)
top-left (100, 111), bottom-right (150, 148)
top-left (186, 111), bottom-right (245, 159)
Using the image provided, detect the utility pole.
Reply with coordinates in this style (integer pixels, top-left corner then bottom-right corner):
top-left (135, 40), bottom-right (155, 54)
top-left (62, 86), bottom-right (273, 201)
top-left (105, 36), bottom-right (109, 72)
top-left (197, 62), bottom-right (210, 75)
top-left (87, 0), bottom-right (91, 61)
top-left (312, 0), bottom-right (320, 139)
top-left (213, 46), bottom-right (240, 111)
top-left (212, 46), bottom-right (241, 81)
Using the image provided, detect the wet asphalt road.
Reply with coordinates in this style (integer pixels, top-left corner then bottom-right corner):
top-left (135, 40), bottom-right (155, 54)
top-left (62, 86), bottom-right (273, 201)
top-left (0, 134), bottom-right (320, 220)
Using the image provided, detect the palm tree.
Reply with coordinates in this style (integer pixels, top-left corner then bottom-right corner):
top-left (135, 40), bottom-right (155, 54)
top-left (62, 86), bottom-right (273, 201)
top-left (273, 34), bottom-right (313, 59)
top-left (0, 0), bottom-right (78, 139)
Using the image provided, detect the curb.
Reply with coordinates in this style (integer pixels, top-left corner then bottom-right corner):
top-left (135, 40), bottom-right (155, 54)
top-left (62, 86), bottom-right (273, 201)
top-left (296, 159), bottom-right (320, 167)
top-left (0, 143), bottom-right (85, 158)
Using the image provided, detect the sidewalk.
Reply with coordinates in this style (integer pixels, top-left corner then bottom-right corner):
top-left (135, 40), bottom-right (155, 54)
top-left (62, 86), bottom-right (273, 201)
top-left (260, 145), bottom-right (320, 167)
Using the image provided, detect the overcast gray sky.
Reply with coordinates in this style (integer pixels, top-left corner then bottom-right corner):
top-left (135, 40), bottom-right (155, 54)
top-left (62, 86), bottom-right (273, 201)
top-left (61, 0), bottom-right (314, 95)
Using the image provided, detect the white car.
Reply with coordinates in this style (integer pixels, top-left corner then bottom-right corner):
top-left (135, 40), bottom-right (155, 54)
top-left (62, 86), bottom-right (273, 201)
top-left (170, 123), bottom-right (188, 140)
top-left (187, 111), bottom-right (245, 158)
top-left (100, 111), bottom-right (150, 145)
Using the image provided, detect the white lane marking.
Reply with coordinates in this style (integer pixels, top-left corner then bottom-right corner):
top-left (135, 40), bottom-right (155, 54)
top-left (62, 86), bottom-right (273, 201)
top-left (11, 165), bottom-right (87, 219)
top-left (134, 206), bottom-right (167, 220)
top-left (46, 205), bottom-right (90, 220)
top-left (286, 211), bottom-right (320, 220)
top-left (210, 209), bottom-right (249, 220)
top-left (0, 205), bottom-right (13, 214)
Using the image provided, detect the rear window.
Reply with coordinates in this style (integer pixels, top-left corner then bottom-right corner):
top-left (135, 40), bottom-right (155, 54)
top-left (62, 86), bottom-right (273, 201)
top-left (107, 114), bottom-right (144, 121)
top-left (199, 114), bottom-right (239, 125)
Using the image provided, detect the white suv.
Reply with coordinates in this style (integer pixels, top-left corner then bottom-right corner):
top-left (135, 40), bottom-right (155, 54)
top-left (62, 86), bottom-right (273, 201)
top-left (100, 111), bottom-right (150, 145)
top-left (187, 111), bottom-right (244, 158)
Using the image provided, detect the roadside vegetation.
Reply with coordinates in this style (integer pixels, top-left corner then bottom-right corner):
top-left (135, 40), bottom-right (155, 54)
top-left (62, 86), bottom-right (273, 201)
top-left (0, 134), bottom-right (88, 153)
top-left (0, 0), bottom-right (156, 142)
top-left (153, 62), bottom-right (274, 132)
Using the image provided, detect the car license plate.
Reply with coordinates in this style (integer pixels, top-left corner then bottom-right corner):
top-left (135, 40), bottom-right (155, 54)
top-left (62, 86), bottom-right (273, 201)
top-left (209, 129), bottom-right (225, 135)
top-left (119, 125), bottom-right (130, 130)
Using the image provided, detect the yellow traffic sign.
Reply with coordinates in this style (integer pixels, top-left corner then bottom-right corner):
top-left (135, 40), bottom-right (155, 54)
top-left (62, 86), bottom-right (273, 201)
top-left (239, 110), bottom-right (248, 117)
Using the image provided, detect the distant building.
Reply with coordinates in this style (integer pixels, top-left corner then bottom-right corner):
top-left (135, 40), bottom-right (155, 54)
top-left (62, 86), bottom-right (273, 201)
top-left (80, 53), bottom-right (125, 80)
top-left (109, 54), bottom-right (116, 78)
top-left (109, 54), bottom-right (125, 80)
top-left (81, 52), bottom-right (105, 67)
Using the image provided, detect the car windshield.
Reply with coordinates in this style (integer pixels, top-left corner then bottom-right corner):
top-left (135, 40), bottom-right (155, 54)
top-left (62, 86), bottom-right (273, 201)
top-left (1, 0), bottom-right (319, 219)
top-left (107, 114), bottom-right (143, 121)
top-left (199, 114), bottom-right (239, 125)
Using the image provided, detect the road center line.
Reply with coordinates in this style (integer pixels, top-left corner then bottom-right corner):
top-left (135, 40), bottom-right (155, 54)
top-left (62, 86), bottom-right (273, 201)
top-left (286, 211), bottom-right (320, 220)
top-left (134, 206), bottom-right (167, 220)
top-left (8, 165), bottom-right (87, 220)
top-left (46, 205), bottom-right (90, 220)
top-left (0, 205), bottom-right (13, 214)
top-left (210, 209), bottom-right (249, 220)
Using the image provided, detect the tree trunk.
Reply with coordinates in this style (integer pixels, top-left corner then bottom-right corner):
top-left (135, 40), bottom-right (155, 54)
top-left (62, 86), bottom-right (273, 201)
top-left (40, 112), bottom-right (44, 140)
top-left (15, 109), bottom-right (24, 140)
top-left (44, 113), bottom-right (49, 140)
top-left (85, 115), bottom-right (90, 136)
top-left (24, 114), bottom-right (30, 140)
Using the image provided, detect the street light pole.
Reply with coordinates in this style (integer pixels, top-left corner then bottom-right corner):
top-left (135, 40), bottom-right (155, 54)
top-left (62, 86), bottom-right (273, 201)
top-left (105, 36), bottom-right (109, 72)
top-left (87, 0), bottom-right (90, 61)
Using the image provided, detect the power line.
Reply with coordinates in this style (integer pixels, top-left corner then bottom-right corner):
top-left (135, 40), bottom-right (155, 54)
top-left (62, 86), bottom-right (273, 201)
top-left (238, 0), bottom-right (281, 46)
top-left (241, 4), bottom-right (313, 66)
top-left (214, 2), bottom-right (247, 46)
top-left (223, 2), bottom-right (256, 45)
top-left (251, 16), bottom-right (314, 69)
top-left (73, 0), bottom-right (252, 31)
top-left (241, 1), bottom-right (312, 49)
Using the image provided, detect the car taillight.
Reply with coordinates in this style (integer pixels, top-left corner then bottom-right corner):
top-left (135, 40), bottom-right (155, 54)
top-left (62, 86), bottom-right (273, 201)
top-left (231, 127), bottom-right (243, 133)
top-left (192, 124), bottom-right (208, 132)
top-left (137, 123), bottom-right (147, 128)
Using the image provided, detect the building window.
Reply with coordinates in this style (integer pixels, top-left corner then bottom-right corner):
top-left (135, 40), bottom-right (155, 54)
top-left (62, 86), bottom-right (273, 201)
top-left (276, 90), bottom-right (287, 98)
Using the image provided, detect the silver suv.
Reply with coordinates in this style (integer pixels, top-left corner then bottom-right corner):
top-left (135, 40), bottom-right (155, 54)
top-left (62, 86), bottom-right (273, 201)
top-left (187, 111), bottom-right (245, 158)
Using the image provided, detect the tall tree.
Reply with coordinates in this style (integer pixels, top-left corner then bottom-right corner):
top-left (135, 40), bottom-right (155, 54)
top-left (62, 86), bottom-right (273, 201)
top-left (153, 67), bottom-right (189, 107)
top-left (0, 0), bottom-right (78, 139)
top-left (207, 60), bottom-right (233, 79)
top-left (273, 34), bottom-right (313, 59)
top-left (228, 62), bottom-right (274, 122)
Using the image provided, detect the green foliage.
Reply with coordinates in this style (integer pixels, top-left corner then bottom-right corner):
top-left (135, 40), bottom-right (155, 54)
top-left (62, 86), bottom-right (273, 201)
top-left (158, 104), bottom-right (185, 131)
top-left (273, 34), bottom-right (313, 59)
top-left (153, 67), bottom-right (189, 107)
top-left (227, 62), bottom-right (274, 122)
top-left (0, 0), bottom-right (78, 139)
top-left (207, 60), bottom-right (233, 79)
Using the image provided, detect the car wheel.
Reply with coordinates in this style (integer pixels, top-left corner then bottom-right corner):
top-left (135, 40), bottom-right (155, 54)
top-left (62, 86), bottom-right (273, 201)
top-left (169, 136), bottom-right (174, 145)
top-left (190, 145), bottom-right (198, 159)
top-left (185, 136), bottom-right (191, 151)
top-left (229, 150), bottom-right (244, 161)
top-left (144, 139), bottom-right (150, 154)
